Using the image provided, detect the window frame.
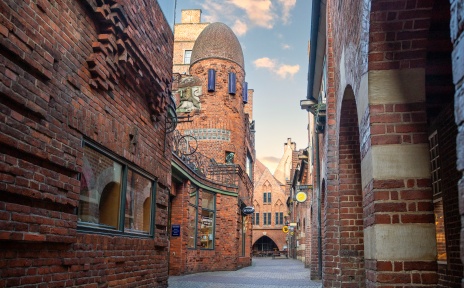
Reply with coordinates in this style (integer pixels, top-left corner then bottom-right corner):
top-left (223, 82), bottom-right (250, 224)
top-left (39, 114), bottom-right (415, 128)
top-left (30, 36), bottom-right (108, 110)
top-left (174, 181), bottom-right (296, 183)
top-left (263, 192), bottom-right (271, 204)
top-left (200, 190), bottom-right (216, 250)
top-left (77, 140), bottom-right (157, 238)
top-left (188, 186), bottom-right (199, 249)
top-left (184, 50), bottom-right (192, 64)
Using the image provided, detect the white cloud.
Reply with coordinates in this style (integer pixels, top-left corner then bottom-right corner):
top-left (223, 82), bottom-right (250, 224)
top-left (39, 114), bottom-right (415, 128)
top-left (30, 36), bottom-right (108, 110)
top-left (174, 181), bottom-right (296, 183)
top-left (254, 57), bottom-right (299, 79)
top-left (276, 64), bottom-right (300, 78)
top-left (281, 44), bottom-right (291, 50)
top-left (199, 0), bottom-right (295, 35)
top-left (277, 0), bottom-right (296, 24)
top-left (228, 0), bottom-right (276, 28)
top-left (253, 57), bottom-right (277, 69)
top-left (232, 19), bottom-right (248, 36)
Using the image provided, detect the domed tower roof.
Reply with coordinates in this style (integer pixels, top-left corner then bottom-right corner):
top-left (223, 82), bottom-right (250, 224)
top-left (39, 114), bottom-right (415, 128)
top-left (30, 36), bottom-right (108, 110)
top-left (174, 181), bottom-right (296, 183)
top-left (190, 22), bottom-right (244, 69)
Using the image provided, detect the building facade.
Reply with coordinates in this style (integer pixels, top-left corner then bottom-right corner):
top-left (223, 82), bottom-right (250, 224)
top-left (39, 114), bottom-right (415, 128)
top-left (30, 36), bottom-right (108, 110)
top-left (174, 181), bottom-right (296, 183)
top-left (172, 9), bottom-right (209, 75)
top-left (252, 159), bottom-right (288, 255)
top-left (168, 18), bottom-right (255, 275)
top-left (0, 0), bottom-right (174, 287)
top-left (302, 0), bottom-right (463, 287)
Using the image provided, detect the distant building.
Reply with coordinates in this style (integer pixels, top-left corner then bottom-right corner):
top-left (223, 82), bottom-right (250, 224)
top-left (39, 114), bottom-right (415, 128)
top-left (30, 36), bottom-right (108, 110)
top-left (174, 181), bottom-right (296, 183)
top-left (168, 14), bottom-right (255, 275)
top-left (252, 159), bottom-right (288, 254)
top-left (252, 139), bottom-right (311, 263)
top-left (0, 1), bottom-right (174, 287)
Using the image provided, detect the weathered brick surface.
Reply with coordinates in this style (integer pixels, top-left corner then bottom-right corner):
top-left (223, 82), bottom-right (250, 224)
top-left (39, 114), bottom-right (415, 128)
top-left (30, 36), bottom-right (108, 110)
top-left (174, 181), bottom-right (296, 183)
top-left (0, 0), bottom-right (173, 286)
top-left (315, 0), bottom-right (460, 287)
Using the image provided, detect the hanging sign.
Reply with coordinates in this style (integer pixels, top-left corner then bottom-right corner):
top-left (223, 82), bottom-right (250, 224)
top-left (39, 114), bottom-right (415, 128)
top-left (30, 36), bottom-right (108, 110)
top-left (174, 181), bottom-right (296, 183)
top-left (295, 191), bottom-right (307, 203)
top-left (297, 185), bottom-right (313, 191)
top-left (242, 206), bottom-right (255, 215)
top-left (282, 226), bottom-right (289, 233)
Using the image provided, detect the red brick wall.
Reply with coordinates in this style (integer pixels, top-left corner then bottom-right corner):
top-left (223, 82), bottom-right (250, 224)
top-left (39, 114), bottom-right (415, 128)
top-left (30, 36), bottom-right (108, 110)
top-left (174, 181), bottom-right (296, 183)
top-left (169, 178), bottom-right (248, 275)
top-left (0, 0), bottom-right (173, 286)
top-left (450, 0), bottom-right (464, 287)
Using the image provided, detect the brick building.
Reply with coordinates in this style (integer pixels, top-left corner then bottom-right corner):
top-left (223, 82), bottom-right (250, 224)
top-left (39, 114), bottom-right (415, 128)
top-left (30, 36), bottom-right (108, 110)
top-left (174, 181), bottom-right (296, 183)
top-left (0, 0), bottom-right (174, 287)
top-left (301, 0), bottom-right (464, 287)
top-left (252, 138), bottom-right (311, 263)
top-left (252, 159), bottom-right (288, 255)
top-left (168, 18), bottom-right (255, 275)
top-left (172, 10), bottom-right (208, 75)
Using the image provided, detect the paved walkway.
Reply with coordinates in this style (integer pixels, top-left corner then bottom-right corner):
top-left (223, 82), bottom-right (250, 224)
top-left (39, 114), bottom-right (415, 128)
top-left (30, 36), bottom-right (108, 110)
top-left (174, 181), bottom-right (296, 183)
top-left (168, 257), bottom-right (322, 288)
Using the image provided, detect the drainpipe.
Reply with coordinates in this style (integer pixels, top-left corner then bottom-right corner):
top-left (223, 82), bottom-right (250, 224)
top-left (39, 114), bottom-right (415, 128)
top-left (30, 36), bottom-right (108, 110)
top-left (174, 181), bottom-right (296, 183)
top-left (315, 129), bottom-right (322, 279)
top-left (307, 0), bottom-right (322, 101)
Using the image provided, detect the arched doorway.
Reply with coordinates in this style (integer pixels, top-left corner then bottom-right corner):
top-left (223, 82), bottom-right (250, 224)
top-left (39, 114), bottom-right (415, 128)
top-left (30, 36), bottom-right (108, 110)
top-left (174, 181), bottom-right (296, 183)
top-left (253, 236), bottom-right (278, 256)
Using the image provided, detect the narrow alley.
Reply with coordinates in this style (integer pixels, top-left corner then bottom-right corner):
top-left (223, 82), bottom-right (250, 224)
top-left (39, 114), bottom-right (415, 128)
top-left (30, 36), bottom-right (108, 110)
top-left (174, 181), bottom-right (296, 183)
top-left (168, 257), bottom-right (322, 288)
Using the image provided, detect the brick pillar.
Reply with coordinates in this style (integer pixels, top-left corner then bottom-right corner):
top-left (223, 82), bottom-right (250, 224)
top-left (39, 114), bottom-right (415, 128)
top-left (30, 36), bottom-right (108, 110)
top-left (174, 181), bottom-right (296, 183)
top-left (361, 2), bottom-right (438, 286)
top-left (450, 1), bottom-right (464, 287)
top-left (362, 68), bottom-right (437, 287)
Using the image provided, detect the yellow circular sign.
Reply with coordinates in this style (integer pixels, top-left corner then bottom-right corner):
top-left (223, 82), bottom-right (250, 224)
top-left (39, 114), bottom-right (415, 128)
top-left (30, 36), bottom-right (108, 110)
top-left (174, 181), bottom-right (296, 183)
top-left (295, 191), bottom-right (307, 203)
top-left (282, 226), bottom-right (289, 233)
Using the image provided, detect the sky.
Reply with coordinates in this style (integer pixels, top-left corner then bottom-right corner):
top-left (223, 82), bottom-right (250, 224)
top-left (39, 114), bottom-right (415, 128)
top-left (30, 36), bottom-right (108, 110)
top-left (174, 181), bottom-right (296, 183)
top-left (159, 0), bottom-right (312, 174)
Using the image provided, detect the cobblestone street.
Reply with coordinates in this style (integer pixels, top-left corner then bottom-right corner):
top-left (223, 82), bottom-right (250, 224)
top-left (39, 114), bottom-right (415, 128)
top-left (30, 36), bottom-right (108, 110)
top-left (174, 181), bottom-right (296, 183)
top-left (168, 257), bottom-right (322, 288)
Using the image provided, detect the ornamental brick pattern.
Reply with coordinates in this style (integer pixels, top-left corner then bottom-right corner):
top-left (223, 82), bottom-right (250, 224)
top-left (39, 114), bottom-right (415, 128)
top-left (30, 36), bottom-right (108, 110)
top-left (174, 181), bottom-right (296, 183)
top-left (0, 0), bottom-right (173, 287)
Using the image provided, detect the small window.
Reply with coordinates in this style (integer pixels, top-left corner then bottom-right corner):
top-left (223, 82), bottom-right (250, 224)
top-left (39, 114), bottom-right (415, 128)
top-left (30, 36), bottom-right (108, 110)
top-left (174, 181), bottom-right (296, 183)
top-left (275, 212), bottom-right (283, 225)
top-left (263, 212), bottom-right (271, 225)
top-left (78, 141), bottom-right (156, 236)
top-left (254, 212), bottom-right (260, 225)
top-left (246, 152), bottom-right (253, 179)
top-left (184, 50), bottom-right (192, 64)
top-left (263, 192), bottom-right (271, 203)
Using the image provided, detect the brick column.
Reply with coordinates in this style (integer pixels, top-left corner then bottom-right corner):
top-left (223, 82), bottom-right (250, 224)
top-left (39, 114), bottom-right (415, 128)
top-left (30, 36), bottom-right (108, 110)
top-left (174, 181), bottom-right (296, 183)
top-left (450, 1), bottom-right (464, 287)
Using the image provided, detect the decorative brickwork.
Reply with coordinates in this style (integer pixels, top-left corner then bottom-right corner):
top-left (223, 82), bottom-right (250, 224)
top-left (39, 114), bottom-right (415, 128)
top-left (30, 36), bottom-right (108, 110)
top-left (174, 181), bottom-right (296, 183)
top-left (0, 0), bottom-right (173, 286)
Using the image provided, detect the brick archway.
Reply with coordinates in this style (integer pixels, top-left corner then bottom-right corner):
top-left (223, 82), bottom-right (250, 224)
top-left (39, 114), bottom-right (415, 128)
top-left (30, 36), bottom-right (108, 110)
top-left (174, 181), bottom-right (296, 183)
top-left (338, 86), bottom-right (365, 286)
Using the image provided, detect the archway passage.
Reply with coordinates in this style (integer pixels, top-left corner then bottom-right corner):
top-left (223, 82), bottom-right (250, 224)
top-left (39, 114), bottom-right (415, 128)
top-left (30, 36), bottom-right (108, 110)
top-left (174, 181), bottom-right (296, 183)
top-left (338, 87), bottom-right (364, 286)
top-left (253, 236), bottom-right (278, 256)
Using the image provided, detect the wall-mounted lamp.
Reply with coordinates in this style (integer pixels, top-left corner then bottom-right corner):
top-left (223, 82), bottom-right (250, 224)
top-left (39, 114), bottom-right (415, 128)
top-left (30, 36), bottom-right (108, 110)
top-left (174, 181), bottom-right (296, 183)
top-left (300, 98), bottom-right (318, 115)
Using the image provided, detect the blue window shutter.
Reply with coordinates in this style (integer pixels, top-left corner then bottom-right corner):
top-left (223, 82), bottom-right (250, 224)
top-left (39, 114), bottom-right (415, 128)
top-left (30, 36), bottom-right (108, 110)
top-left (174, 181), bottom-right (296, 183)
top-left (228, 72), bottom-right (236, 94)
top-left (208, 69), bottom-right (216, 92)
top-left (242, 81), bottom-right (248, 103)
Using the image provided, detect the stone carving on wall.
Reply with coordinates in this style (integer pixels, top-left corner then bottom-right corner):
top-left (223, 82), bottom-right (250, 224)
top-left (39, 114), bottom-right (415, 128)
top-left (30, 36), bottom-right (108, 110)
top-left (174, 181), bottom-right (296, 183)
top-left (173, 75), bottom-right (203, 113)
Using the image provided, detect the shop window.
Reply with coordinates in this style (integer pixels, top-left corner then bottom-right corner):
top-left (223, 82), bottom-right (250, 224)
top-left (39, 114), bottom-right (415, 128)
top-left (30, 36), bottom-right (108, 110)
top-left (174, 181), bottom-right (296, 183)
top-left (200, 191), bottom-right (215, 249)
top-left (188, 187), bottom-right (198, 248)
top-left (434, 199), bottom-right (447, 262)
top-left (263, 192), bottom-right (271, 203)
top-left (429, 131), bottom-right (447, 262)
top-left (184, 50), bottom-right (192, 64)
top-left (78, 141), bottom-right (156, 236)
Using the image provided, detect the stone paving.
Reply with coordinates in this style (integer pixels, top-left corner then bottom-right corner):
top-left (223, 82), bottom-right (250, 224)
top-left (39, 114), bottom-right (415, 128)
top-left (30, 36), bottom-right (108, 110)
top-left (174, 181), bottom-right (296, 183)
top-left (168, 257), bottom-right (323, 288)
